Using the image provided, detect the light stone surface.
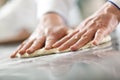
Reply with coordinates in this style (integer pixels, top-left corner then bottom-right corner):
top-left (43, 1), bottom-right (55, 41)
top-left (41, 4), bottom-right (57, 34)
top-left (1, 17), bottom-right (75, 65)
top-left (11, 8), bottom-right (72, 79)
top-left (0, 42), bottom-right (120, 80)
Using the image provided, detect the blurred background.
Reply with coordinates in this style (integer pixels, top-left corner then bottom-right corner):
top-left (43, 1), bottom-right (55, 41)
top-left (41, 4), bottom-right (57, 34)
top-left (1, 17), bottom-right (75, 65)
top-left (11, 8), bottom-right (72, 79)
top-left (0, 0), bottom-right (120, 80)
top-left (0, 0), bottom-right (107, 44)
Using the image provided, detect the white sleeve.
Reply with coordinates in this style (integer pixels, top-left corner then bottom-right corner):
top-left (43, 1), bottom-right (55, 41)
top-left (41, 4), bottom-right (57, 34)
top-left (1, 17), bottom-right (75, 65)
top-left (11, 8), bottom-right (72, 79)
top-left (109, 0), bottom-right (120, 9)
top-left (35, 0), bottom-right (75, 21)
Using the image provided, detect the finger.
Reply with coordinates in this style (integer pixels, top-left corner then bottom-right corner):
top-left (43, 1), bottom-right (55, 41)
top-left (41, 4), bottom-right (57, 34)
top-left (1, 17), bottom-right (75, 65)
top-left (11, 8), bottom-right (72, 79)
top-left (58, 30), bottom-right (86, 51)
top-left (91, 29), bottom-right (105, 45)
top-left (52, 30), bottom-right (79, 48)
top-left (26, 36), bottom-right (46, 54)
top-left (10, 42), bottom-right (25, 58)
top-left (70, 30), bottom-right (95, 51)
top-left (18, 40), bottom-right (34, 55)
top-left (45, 36), bottom-right (57, 50)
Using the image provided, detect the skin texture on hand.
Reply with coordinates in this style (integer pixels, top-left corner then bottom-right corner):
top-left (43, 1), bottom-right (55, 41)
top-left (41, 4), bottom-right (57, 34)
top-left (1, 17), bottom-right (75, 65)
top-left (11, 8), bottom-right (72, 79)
top-left (53, 2), bottom-right (120, 51)
top-left (11, 13), bottom-right (69, 58)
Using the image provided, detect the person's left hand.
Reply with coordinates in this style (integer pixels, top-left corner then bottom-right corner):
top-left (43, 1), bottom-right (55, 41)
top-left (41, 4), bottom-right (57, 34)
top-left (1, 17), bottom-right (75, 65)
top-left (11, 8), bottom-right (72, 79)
top-left (53, 2), bottom-right (120, 51)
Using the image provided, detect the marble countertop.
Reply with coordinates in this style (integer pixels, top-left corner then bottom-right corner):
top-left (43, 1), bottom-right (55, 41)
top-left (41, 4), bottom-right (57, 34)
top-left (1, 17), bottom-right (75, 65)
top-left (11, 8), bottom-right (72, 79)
top-left (0, 42), bottom-right (120, 80)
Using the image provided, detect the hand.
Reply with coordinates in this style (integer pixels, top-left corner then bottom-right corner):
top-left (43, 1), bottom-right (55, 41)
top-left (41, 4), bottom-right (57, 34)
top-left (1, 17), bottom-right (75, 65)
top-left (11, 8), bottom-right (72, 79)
top-left (11, 13), bottom-right (69, 58)
top-left (53, 2), bottom-right (120, 51)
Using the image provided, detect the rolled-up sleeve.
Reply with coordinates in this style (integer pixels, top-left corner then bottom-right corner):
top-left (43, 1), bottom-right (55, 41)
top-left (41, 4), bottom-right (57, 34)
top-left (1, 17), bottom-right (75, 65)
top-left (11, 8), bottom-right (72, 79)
top-left (35, 0), bottom-right (75, 21)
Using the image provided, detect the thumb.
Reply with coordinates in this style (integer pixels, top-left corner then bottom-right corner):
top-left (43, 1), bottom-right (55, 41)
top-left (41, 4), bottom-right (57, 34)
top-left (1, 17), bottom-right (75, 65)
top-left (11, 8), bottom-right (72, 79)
top-left (91, 29), bottom-right (105, 45)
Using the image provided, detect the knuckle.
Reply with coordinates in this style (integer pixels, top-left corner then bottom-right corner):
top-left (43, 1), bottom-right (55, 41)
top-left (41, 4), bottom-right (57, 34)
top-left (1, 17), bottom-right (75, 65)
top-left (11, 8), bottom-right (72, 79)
top-left (81, 34), bottom-right (89, 39)
top-left (64, 35), bottom-right (71, 39)
top-left (47, 37), bottom-right (55, 41)
top-left (97, 29), bottom-right (104, 34)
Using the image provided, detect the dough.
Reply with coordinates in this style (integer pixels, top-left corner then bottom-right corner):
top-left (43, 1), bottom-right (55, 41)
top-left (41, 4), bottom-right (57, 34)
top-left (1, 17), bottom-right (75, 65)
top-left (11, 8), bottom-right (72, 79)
top-left (15, 36), bottom-right (111, 58)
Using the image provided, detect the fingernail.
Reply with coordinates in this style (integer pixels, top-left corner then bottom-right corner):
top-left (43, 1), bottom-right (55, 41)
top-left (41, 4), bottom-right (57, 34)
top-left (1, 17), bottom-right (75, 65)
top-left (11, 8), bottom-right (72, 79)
top-left (18, 51), bottom-right (25, 55)
top-left (52, 44), bottom-right (58, 48)
top-left (10, 54), bottom-right (16, 58)
top-left (26, 49), bottom-right (31, 54)
top-left (91, 41), bottom-right (98, 46)
top-left (58, 47), bottom-right (65, 51)
top-left (70, 46), bottom-right (77, 51)
top-left (52, 44), bottom-right (56, 47)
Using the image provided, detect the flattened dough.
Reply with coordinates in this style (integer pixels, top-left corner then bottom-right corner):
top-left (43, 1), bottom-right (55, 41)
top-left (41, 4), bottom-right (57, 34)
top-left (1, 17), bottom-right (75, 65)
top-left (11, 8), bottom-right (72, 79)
top-left (15, 36), bottom-right (111, 58)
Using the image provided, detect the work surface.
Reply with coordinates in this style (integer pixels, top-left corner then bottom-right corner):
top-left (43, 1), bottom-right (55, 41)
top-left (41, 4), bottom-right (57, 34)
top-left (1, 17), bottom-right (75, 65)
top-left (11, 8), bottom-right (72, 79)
top-left (0, 42), bottom-right (120, 80)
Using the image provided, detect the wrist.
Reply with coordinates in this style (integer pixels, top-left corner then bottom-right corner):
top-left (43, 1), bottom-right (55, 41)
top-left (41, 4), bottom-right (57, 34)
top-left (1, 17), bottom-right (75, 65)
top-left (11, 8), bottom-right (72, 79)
top-left (39, 13), bottom-right (66, 29)
top-left (106, 2), bottom-right (120, 22)
top-left (94, 2), bottom-right (120, 22)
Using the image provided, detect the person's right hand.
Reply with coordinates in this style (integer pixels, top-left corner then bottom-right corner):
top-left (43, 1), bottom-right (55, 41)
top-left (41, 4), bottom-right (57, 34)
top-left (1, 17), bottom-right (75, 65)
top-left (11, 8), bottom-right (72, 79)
top-left (53, 2), bottom-right (120, 51)
top-left (11, 13), bottom-right (69, 58)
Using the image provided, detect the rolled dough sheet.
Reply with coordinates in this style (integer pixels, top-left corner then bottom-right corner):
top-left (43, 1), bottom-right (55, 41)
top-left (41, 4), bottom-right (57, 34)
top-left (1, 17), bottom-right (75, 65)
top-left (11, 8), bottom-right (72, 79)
top-left (15, 36), bottom-right (111, 58)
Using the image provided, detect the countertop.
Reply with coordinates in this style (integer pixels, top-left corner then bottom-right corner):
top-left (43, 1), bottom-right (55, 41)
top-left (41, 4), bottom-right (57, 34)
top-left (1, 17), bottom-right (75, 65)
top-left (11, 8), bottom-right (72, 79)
top-left (0, 42), bottom-right (120, 80)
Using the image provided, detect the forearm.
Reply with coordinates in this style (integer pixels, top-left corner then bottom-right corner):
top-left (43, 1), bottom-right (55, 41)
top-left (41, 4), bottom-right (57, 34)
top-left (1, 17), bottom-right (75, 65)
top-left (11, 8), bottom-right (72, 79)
top-left (107, 2), bottom-right (120, 21)
top-left (0, 0), bottom-right (7, 7)
top-left (94, 1), bottom-right (120, 22)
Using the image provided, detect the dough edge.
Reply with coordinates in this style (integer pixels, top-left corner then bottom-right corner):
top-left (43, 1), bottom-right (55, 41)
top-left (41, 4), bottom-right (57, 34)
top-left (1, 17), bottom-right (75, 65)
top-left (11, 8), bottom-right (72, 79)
top-left (16, 35), bottom-right (111, 58)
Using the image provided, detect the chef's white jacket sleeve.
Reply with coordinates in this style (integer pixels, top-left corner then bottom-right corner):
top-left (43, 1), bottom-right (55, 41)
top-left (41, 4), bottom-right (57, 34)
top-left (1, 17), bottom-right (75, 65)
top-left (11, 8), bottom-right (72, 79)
top-left (35, 0), bottom-right (76, 22)
top-left (108, 0), bottom-right (120, 9)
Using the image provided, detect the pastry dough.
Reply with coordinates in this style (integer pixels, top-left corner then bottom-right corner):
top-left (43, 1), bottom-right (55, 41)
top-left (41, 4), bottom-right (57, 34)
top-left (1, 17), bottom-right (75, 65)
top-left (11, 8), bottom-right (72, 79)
top-left (15, 36), bottom-right (111, 58)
